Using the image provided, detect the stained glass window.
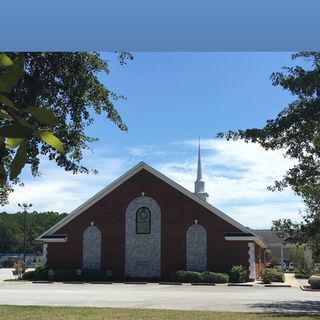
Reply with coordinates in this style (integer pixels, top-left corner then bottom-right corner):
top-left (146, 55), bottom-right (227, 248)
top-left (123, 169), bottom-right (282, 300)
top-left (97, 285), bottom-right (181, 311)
top-left (136, 207), bottom-right (151, 234)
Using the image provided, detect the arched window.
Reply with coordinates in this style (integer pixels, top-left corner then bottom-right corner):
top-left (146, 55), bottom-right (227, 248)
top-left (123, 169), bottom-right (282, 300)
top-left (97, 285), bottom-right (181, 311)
top-left (136, 207), bottom-right (151, 234)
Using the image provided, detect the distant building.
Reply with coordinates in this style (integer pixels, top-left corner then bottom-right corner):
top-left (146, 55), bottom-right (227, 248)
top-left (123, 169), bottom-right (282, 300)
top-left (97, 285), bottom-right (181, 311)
top-left (0, 253), bottom-right (42, 267)
top-left (253, 229), bottom-right (313, 265)
top-left (38, 143), bottom-right (267, 280)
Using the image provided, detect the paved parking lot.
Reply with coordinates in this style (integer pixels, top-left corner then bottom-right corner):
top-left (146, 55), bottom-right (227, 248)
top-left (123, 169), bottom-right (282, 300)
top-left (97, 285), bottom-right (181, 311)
top-left (0, 268), bottom-right (15, 282)
top-left (0, 281), bottom-right (319, 314)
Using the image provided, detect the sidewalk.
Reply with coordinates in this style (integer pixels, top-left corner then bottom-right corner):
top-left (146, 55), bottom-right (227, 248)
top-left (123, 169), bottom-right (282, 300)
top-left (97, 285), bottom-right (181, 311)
top-left (283, 272), bottom-right (301, 288)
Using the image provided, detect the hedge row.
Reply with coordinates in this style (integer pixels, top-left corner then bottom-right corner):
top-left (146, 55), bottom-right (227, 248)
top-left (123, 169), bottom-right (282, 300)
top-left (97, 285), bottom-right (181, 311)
top-left (21, 263), bottom-right (248, 283)
top-left (23, 268), bottom-right (110, 282)
top-left (175, 265), bottom-right (247, 283)
top-left (175, 271), bottom-right (229, 283)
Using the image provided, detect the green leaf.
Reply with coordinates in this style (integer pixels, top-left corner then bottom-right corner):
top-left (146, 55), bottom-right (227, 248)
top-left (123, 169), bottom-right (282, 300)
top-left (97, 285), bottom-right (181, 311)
top-left (7, 138), bottom-right (24, 149)
top-left (0, 54), bottom-right (24, 93)
top-left (25, 106), bottom-right (59, 126)
top-left (16, 118), bottom-right (36, 130)
top-left (0, 54), bottom-right (13, 67)
top-left (0, 93), bottom-right (15, 108)
top-left (10, 141), bottom-right (27, 180)
top-left (36, 131), bottom-right (65, 154)
top-left (0, 164), bottom-right (7, 185)
top-left (0, 124), bottom-right (33, 138)
top-left (0, 111), bottom-right (13, 120)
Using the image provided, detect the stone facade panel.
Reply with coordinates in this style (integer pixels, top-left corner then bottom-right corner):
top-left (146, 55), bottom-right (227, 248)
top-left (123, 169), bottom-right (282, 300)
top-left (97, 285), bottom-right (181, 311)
top-left (186, 224), bottom-right (207, 271)
top-left (82, 225), bottom-right (101, 270)
top-left (125, 196), bottom-right (161, 278)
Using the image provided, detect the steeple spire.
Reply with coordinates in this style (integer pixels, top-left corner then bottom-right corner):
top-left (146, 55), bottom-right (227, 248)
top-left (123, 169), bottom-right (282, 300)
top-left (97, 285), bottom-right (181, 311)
top-left (194, 138), bottom-right (209, 202)
top-left (197, 137), bottom-right (202, 181)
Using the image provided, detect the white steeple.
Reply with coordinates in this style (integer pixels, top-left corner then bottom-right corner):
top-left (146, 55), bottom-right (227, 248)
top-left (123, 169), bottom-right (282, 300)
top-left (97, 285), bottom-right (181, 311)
top-left (194, 138), bottom-right (209, 202)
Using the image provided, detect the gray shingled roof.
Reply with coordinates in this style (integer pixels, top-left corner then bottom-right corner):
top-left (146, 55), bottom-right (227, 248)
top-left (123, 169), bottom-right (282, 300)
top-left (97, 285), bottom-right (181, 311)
top-left (253, 229), bottom-right (285, 245)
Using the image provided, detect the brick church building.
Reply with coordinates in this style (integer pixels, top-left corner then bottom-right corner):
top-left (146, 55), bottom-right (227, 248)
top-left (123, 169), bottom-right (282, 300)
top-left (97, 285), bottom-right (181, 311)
top-left (38, 145), bottom-right (267, 280)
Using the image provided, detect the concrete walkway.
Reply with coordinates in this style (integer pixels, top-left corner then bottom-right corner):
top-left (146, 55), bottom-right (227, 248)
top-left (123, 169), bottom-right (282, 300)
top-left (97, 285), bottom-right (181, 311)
top-left (284, 272), bottom-right (301, 287)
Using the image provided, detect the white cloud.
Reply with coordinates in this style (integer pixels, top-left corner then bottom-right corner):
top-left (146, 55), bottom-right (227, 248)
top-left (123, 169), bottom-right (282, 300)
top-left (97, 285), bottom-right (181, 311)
top-left (2, 156), bottom-right (128, 213)
top-left (1, 138), bottom-right (305, 229)
top-left (155, 138), bottom-right (304, 228)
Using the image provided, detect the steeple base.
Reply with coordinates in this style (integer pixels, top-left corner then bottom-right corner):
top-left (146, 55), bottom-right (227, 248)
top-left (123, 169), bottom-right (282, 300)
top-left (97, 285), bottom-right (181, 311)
top-left (194, 192), bottom-right (209, 202)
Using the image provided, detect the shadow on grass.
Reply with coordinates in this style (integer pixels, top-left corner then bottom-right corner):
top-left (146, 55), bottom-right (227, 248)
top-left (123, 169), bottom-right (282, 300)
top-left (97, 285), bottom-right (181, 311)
top-left (248, 300), bottom-right (320, 317)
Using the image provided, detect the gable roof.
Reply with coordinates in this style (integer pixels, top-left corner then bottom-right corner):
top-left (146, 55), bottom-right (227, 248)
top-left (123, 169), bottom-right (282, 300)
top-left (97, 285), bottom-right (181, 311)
top-left (37, 161), bottom-right (266, 247)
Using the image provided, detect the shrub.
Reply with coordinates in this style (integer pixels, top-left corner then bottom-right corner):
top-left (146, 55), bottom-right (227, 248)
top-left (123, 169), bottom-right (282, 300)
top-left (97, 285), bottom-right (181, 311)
top-left (229, 265), bottom-right (246, 283)
top-left (174, 270), bottom-right (202, 283)
top-left (174, 270), bottom-right (186, 282)
top-left (295, 273), bottom-right (307, 279)
top-left (202, 272), bottom-right (229, 283)
top-left (34, 263), bottom-right (48, 280)
top-left (183, 271), bottom-right (203, 283)
top-left (261, 268), bottom-right (284, 283)
top-left (271, 269), bottom-right (285, 282)
top-left (22, 271), bottom-right (36, 280)
top-left (261, 268), bottom-right (272, 284)
top-left (82, 269), bottom-right (106, 281)
top-left (308, 275), bottom-right (320, 289)
top-left (50, 269), bottom-right (78, 282)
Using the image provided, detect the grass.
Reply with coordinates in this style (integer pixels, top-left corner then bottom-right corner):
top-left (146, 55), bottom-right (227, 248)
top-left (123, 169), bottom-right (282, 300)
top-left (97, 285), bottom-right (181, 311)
top-left (0, 306), bottom-right (319, 320)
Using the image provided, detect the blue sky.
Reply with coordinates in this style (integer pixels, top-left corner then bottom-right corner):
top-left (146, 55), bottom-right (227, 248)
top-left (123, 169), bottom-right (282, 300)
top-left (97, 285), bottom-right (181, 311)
top-left (96, 52), bottom-right (295, 146)
top-left (2, 52), bottom-right (306, 229)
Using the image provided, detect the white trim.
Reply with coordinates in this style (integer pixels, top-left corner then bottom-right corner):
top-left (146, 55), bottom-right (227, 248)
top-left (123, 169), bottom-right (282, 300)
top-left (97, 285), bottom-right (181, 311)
top-left (41, 238), bottom-right (67, 243)
top-left (225, 236), bottom-right (256, 241)
top-left (38, 161), bottom-right (261, 241)
top-left (225, 236), bottom-right (267, 249)
top-left (268, 243), bottom-right (296, 248)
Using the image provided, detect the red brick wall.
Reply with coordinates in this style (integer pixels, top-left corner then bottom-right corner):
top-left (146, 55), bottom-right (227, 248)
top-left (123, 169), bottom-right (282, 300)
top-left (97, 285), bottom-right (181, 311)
top-left (46, 169), bottom-right (253, 279)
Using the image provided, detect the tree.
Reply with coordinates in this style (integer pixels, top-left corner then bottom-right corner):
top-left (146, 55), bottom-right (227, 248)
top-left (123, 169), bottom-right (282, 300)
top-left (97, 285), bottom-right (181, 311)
top-left (0, 52), bottom-right (133, 204)
top-left (0, 211), bottom-right (67, 253)
top-left (218, 52), bottom-right (320, 260)
top-left (289, 246), bottom-right (313, 277)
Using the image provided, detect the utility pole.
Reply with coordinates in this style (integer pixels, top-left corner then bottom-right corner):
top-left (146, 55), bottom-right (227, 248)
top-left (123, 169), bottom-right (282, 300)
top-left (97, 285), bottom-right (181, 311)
top-left (18, 203), bottom-right (33, 264)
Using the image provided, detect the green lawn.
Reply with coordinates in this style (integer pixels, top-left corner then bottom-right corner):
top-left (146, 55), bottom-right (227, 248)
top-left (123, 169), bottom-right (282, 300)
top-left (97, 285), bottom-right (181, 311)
top-left (0, 306), bottom-right (319, 320)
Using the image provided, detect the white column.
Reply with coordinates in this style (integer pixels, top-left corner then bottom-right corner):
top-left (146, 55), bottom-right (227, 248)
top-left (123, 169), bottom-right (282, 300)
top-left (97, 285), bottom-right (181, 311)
top-left (248, 242), bottom-right (256, 280)
top-left (42, 243), bottom-right (48, 264)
